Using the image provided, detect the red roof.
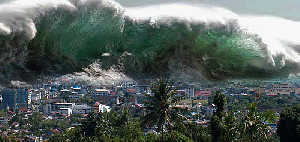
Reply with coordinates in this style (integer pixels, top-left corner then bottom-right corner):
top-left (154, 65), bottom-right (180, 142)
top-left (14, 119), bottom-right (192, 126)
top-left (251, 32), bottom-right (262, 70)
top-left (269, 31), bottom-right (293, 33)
top-left (50, 128), bottom-right (60, 133)
top-left (12, 122), bottom-right (19, 125)
top-left (136, 104), bottom-right (144, 107)
top-left (195, 91), bottom-right (211, 96)
top-left (127, 89), bottom-right (137, 93)
top-left (19, 109), bottom-right (28, 112)
top-left (266, 94), bottom-right (278, 96)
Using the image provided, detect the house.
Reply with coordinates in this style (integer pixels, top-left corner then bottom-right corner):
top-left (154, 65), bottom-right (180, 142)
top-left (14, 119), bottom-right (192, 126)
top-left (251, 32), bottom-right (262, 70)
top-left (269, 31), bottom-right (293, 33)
top-left (176, 90), bottom-right (186, 96)
top-left (202, 105), bottom-right (216, 115)
top-left (195, 91), bottom-right (211, 100)
top-left (92, 102), bottom-right (101, 112)
top-left (0, 117), bottom-right (10, 124)
top-left (58, 108), bottom-right (72, 116)
top-left (71, 86), bottom-right (81, 93)
top-left (43, 104), bottom-right (52, 114)
top-left (93, 89), bottom-right (110, 97)
top-left (122, 81), bottom-right (136, 89)
top-left (185, 84), bottom-right (195, 99)
top-left (127, 89), bottom-right (137, 94)
top-left (69, 93), bottom-right (84, 100)
top-left (72, 104), bottom-right (92, 114)
top-left (60, 89), bottom-right (71, 96)
top-left (136, 80), bottom-right (151, 94)
top-left (53, 102), bottom-right (74, 111)
top-left (98, 104), bottom-right (111, 113)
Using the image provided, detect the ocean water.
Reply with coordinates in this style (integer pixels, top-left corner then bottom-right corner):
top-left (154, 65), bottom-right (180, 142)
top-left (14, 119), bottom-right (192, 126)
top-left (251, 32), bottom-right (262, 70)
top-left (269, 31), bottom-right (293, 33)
top-left (0, 0), bottom-right (299, 82)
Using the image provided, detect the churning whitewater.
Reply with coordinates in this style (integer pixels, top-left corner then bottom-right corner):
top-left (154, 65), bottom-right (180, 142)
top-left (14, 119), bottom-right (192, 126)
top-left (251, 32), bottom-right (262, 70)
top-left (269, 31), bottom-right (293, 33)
top-left (0, 0), bottom-right (299, 83)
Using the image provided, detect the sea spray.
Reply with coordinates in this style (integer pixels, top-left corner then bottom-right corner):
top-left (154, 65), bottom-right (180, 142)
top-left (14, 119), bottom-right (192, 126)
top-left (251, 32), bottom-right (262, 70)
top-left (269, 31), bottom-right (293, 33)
top-left (0, 0), bottom-right (299, 83)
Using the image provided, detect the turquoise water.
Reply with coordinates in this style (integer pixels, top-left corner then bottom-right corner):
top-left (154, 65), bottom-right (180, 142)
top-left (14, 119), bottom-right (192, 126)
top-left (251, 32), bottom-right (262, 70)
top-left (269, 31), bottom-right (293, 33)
top-left (0, 0), bottom-right (298, 82)
top-left (25, 5), bottom-right (296, 80)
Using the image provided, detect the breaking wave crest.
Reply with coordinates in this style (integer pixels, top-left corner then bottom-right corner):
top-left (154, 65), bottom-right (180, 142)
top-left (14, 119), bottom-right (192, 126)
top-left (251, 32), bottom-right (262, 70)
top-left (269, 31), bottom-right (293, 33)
top-left (0, 0), bottom-right (299, 82)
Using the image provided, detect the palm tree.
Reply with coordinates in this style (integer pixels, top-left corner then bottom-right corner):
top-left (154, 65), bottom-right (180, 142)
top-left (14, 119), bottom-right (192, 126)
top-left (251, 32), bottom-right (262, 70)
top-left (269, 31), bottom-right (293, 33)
top-left (238, 103), bottom-right (276, 141)
top-left (142, 78), bottom-right (186, 142)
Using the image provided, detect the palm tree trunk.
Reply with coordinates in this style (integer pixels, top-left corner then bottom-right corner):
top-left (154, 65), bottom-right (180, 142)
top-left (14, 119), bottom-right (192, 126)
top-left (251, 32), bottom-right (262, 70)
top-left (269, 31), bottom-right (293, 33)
top-left (161, 125), bottom-right (164, 142)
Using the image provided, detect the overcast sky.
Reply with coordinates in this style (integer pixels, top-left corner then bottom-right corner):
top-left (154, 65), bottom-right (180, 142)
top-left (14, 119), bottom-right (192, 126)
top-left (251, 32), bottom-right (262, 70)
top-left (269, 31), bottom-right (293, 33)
top-left (0, 0), bottom-right (298, 21)
top-left (115, 0), bottom-right (300, 21)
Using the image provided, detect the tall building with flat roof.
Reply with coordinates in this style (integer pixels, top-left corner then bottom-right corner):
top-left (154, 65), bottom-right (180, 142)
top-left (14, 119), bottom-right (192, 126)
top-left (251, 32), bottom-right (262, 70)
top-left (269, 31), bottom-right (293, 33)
top-left (2, 88), bottom-right (27, 111)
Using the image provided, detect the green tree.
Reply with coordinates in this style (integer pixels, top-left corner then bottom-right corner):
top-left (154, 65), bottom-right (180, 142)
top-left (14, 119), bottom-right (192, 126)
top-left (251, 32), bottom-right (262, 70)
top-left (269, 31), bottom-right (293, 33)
top-left (108, 109), bottom-right (146, 141)
top-left (29, 112), bottom-right (43, 137)
top-left (0, 110), bottom-right (8, 117)
top-left (213, 91), bottom-right (225, 118)
top-left (142, 78), bottom-right (185, 142)
top-left (175, 122), bottom-right (211, 142)
top-left (210, 91), bottom-right (226, 142)
top-left (81, 112), bottom-right (99, 137)
top-left (277, 105), bottom-right (300, 142)
top-left (238, 103), bottom-right (276, 141)
top-left (210, 91), bottom-right (237, 142)
top-left (49, 110), bottom-right (146, 142)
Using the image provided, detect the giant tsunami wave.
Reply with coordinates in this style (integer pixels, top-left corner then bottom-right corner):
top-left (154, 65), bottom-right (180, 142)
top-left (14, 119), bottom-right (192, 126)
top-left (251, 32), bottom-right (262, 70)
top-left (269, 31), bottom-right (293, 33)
top-left (0, 0), bottom-right (299, 83)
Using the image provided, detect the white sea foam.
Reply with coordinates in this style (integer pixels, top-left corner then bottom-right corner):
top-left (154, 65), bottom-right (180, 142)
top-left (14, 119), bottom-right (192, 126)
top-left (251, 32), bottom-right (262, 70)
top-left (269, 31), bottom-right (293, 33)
top-left (125, 3), bottom-right (300, 66)
top-left (239, 16), bottom-right (300, 63)
top-left (0, 0), bottom-right (75, 39)
top-left (0, 0), bottom-right (299, 69)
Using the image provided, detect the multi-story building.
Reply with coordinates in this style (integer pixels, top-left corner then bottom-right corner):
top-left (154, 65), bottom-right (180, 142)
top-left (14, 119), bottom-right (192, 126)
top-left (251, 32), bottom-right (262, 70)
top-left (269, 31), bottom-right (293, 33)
top-left (53, 102), bottom-right (74, 111)
top-left (69, 93), bottom-right (85, 100)
top-left (122, 81), bottom-right (137, 89)
top-left (195, 90), bottom-right (211, 100)
top-left (136, 80), bottom-right (151, 95)
top-left (58, 108), bottom-right (72, 116)
top-left (185, 84), bottom-right (195, 99)
top-left (43, 104), bottom-right (52, 114)
top-left (92, 102), bottom-right (101, 112)
top-left (2, 88), bottom-right (27, 111)
top-left (69, 85), bottom-right (85, 100)
top-left (28, 89), bottom-right (41, 104)
top-left (72, 104), bottom-right (92, 114)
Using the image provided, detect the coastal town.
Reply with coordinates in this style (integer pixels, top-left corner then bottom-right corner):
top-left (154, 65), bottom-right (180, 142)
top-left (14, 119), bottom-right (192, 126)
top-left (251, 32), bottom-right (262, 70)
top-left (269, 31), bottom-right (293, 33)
top-left (0, 77), bottom-right (299, 141)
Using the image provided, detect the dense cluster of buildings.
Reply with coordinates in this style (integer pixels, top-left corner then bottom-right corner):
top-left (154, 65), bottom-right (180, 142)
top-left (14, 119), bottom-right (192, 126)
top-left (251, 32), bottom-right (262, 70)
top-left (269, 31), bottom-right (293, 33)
top-left (0, 79), bottom-right (300, 114)
top-left (0, 78), bottom-right (299, 140)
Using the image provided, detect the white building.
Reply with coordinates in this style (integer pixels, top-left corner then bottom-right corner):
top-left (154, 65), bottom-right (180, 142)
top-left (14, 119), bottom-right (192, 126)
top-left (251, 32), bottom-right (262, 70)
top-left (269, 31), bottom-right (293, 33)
top-left (54, 102), bottom-right (74, 109)
top-left (29, 89), bottom-right (41, 103)
top-left (0, 94), bottom-right (2, 103)
top-left (93, 89), bottom-right (110, 97)
top-left (98, 104), bottom-right (111, 113)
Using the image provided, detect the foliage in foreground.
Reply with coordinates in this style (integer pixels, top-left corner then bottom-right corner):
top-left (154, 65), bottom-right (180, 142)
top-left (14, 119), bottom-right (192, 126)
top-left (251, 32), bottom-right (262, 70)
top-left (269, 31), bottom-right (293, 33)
top-left (277, 105), bottom-right (300, 142)
top-left (49, 109), bottom-right (194, 142)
